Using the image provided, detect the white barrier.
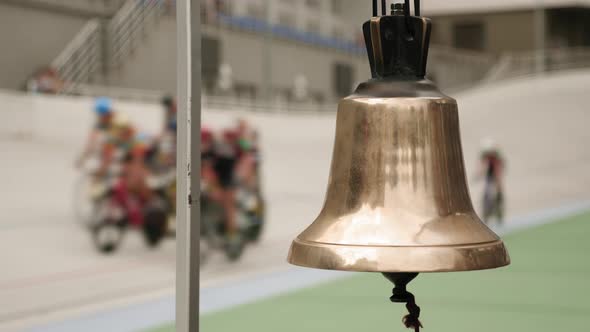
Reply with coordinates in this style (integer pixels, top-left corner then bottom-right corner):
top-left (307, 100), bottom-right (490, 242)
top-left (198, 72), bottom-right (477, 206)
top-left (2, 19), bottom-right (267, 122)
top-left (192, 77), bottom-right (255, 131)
top-left (0, 89), bottom-right (162, 143)
top-left (0, 90), bottom-right (36, 139)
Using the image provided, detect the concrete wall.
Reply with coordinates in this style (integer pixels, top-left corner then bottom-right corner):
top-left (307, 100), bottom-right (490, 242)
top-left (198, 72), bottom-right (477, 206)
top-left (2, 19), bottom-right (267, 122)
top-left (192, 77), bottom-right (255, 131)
top-left (266, 35), bottom-right (367, 102)
top-left (340, 2), bottom-right (540, 55)
top-left (104, 16), bottom-right (178, 93)
top-left (0, 0), bottom-right (126, 16)
top-left (106, 17), bottom-right (369, 102)
top-left (0, 2), bottom-right (88, 89)
top-left (339, 0), bottom-right (370, 23)
top-left (429, 10), bottom-right (536, 54)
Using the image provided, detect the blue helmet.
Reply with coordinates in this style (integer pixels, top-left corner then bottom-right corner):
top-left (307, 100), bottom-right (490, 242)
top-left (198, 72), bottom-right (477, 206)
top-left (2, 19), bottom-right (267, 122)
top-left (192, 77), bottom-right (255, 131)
top-left (94, 97), bottom-right (113, 115)
top-left (136, 131), bottom-right (151, 144)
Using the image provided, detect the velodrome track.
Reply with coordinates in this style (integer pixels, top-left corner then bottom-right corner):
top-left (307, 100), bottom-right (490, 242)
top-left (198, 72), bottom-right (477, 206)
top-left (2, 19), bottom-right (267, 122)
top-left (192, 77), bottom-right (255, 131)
top-left (0, 70), bottom-right (589, 331)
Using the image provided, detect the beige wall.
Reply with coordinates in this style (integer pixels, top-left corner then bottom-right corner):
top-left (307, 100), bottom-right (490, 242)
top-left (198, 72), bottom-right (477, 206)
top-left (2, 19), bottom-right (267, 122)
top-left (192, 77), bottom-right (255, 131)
top-left (339, 0), bottom-right (371, 23)
top-left (430, 10), bottom-right (536, 54)
top-left (340, 2), bottom-right (540, 55)
top-left (107, 18), bottom-right (368, 102)
top-left (0, 3), bottom-right (87, 89)
top-left (0, 0), bottom-right (126, 16)
top-left (265, 35), bottom-right (367, 101)
top-left (104, 16), bottom-right (178, 92)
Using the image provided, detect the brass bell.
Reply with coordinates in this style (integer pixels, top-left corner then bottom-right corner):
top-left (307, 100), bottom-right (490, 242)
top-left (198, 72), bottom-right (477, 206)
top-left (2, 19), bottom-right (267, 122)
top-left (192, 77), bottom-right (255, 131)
top-left (287, 1), bottom-right (510, 330)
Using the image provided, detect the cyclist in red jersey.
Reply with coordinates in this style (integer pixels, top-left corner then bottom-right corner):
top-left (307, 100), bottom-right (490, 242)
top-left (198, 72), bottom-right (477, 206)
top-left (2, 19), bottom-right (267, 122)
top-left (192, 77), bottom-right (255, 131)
top-left (478, 138), bottom-right (505, 223)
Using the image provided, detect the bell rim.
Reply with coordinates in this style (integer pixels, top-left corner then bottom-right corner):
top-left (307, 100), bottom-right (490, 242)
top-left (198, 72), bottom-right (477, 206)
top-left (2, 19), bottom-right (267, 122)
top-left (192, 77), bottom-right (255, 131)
top-left (287, 237), bottom-right (510, 273)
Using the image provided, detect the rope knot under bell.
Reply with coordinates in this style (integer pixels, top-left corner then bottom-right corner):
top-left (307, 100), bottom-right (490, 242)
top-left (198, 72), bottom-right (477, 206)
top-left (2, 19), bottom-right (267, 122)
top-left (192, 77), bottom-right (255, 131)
top-left (383, 272), bottom-right (424, 332)
top-left (401, 294), bottom-right (422, 332)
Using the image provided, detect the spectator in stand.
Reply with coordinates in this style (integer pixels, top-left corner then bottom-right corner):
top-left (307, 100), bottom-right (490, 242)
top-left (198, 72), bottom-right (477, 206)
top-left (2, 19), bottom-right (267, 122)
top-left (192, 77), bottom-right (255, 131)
top-left (215, 0), bottom-right (228, 15)
top-left (201, 0), bottom-right (228, 24)
top-left (27, 67), bottom-right (64, 94)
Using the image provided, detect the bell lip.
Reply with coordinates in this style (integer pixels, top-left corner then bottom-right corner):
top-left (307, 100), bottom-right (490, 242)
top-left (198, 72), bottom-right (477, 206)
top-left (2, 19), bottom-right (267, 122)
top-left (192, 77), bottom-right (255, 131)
top-left (287, 237), bottom-right (510, 273)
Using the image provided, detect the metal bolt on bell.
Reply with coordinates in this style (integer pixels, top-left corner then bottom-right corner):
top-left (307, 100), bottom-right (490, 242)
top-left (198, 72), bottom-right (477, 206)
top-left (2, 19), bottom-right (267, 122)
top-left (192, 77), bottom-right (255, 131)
top-left (287, 1), bottom-right (510, 330)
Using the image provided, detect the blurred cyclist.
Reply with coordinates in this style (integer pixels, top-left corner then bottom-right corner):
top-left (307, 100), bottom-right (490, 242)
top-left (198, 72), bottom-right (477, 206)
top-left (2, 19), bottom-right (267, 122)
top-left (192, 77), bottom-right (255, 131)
top-left (201, 128), bottom-right (222, 201)
top-left (76, 97), bottom-right (115, 168)
top-left (98, 113), bottom-right (136, 176)
top-left (161, 95), bottom-right (177, 134)
top-left (114, 138), bottom-right (153, 226)
top-left (214, 129), bottom-right (239, 240)
top-left (235, 118), bottom-right (257, 154)
top-left (152, 95), bottom-right (177, 170)
top-left (477, 138), bottom-right (505, 224)
top-left (235, 118), bottom-right (261, 181)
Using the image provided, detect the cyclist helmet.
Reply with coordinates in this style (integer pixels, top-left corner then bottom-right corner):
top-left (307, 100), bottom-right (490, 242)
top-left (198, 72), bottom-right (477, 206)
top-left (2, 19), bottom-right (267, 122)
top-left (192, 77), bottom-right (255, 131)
top-left (481, 137), bottom-right (497, 153)
top-left (94, 97), bottom-right (113, 115)
top-left (161, 95), bottom-right (174, 108)
top-left (136, 132), bottom-right (152, 145)
top-left (201, 127), bottom-right (214, 143)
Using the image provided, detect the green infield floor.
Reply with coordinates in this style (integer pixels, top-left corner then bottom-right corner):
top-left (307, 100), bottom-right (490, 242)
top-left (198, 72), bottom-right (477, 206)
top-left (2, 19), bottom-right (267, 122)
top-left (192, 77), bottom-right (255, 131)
top-left (151, 211), bottom-right (590, 332)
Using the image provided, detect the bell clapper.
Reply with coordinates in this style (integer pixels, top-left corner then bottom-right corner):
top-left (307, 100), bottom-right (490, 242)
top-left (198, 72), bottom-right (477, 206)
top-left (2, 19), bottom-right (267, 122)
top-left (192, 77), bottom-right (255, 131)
top-left (383, 273), bottom-right (423, 332)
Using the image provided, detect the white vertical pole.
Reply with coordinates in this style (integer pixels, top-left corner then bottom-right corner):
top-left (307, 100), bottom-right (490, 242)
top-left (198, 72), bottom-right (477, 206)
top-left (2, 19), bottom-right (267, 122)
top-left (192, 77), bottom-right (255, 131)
top-left (176, 1), bottom-right (201, 332)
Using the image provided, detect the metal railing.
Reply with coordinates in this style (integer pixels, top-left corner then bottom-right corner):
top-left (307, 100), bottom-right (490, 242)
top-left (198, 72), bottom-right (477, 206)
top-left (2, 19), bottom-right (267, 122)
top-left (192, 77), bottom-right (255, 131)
top-left (485, 47), bottom-right (590, 82)
top-left (50, 0), bottom-right (169, 91)
top-left (65, 82), bottom-right (336, 113)
top-left (51, 19), bottom-right (102, 91)
top-left (203, 95), bottom-right (335, 113)
top-left (61, 46), bottom-right (590, 112)
top-left (108, 0), bottom-right (167, 68)
top-left (67, 82), bottom-right (164, 102)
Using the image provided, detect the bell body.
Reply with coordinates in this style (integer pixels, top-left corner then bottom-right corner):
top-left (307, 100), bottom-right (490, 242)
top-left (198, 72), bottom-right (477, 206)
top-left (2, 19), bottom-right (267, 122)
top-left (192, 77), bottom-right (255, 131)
top-left (288, 79), bottom-right (510, 272)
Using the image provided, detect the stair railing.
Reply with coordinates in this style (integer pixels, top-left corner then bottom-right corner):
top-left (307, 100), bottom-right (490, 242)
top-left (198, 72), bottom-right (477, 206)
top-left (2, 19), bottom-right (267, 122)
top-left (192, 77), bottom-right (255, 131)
top-left (107, 0), bottom-right (167, 69)
top-left (51, 19), bottom-right (102, 92)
